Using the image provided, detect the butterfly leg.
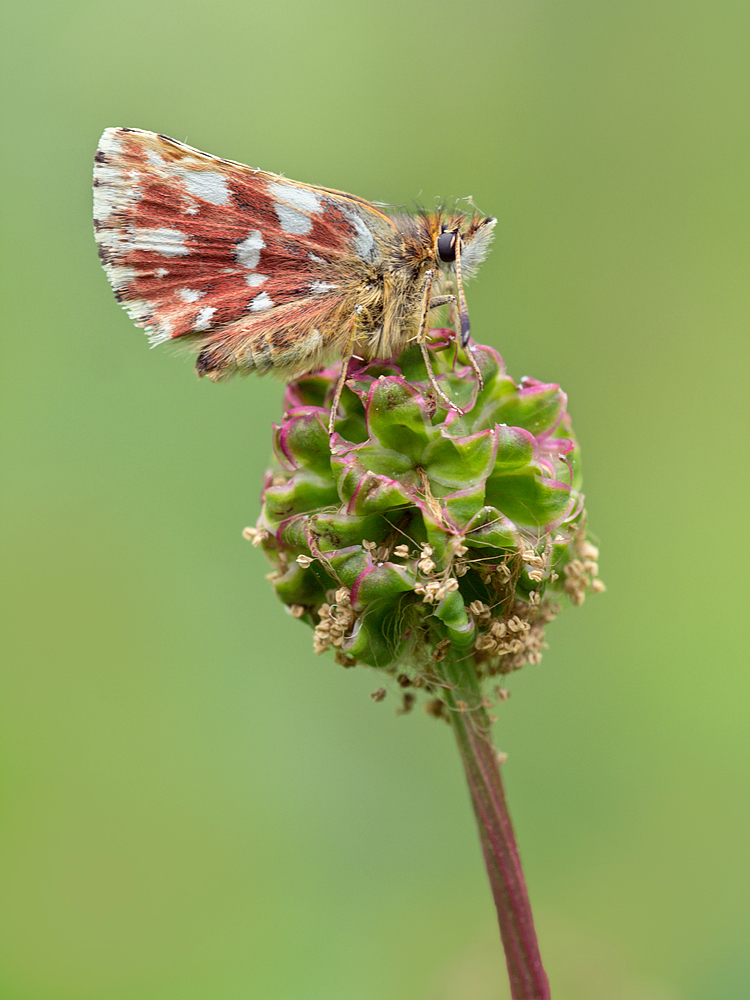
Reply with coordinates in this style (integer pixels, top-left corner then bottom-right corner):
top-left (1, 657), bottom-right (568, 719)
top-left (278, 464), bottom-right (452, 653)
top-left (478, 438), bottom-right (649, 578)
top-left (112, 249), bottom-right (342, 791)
top-left (328, 335), bottom-right (357, 436)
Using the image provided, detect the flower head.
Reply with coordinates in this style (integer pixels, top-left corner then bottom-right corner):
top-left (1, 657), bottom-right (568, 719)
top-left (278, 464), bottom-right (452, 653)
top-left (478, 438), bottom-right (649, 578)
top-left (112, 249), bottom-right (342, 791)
top-left (249, 333), bottom-right (602, 700)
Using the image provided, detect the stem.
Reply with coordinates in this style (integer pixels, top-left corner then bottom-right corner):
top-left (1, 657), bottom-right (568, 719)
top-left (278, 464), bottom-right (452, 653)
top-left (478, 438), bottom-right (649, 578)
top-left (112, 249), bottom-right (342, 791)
top-left (435, 651), bottom-right (550, 1000)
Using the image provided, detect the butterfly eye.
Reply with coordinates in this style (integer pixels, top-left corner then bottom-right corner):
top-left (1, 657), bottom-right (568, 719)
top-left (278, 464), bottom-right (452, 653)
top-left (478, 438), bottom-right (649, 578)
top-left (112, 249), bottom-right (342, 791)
top-left (437, 230), bottom-right (458, 263)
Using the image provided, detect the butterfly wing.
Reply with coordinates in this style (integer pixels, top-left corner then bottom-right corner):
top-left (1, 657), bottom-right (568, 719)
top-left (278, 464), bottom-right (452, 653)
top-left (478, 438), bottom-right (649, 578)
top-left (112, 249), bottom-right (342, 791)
top-left (93, 128), bottom-right (398, 376)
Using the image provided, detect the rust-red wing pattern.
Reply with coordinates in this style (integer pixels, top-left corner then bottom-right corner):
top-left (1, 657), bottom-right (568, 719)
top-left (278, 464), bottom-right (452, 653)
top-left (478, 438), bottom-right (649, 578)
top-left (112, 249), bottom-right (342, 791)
top-left (93, 128), bottom-right (396, 353)
top-left (94, 128), bottom-right (497, 404)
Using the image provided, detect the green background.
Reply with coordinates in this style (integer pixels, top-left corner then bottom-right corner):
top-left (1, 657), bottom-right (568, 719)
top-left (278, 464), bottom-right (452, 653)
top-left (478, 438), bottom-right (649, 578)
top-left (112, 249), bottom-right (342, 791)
top-left (3, 2), bottom-right (749, 997)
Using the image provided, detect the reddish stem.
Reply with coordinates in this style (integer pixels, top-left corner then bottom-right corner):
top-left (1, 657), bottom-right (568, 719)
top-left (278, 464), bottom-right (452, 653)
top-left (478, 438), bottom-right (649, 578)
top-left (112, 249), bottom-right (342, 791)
top-left (438, 653), bottom-right (550, 1000)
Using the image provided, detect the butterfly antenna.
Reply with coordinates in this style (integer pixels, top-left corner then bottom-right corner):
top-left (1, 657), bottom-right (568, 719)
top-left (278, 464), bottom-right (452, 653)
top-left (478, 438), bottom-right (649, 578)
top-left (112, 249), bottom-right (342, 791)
top-left (417, 269), bottom-right (457, 410)
top-left (454, 237), bottom-right (484, 390)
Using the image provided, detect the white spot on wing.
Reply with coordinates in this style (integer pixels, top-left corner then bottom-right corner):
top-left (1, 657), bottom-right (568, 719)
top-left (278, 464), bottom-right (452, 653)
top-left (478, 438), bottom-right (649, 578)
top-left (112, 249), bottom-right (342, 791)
top-left (93, 173), bottom-right (142, 221)
top-left (194, 306), bottom-right (216, 331)
top-left (98, 129), bottom-right (124, 154)
top-left (268, 181), bottom-right (321, 215)
top-left (250, 291), bottom-right (274, 312)
top-left (273, 203), bottom-right (313, 235)
top-left (339, 206), bottom-right (376, 261)
top-left (155, 268), bottom-right (169, 278)
top-left (178, 288), bottom-right (204, 303)
top-left (245, 273), bottom-right (267, 288)
top-left (310, 281), bottom-right (338, 293)
top-left (93, 186), bottom-right (117, 220)
top-left (268, 181), bottom-right (322, 236)
top-left (236, 230), bottom-right (265, 269)
top-left (176, 169), bottom-right (231, 205)
top-left (103, 263), bottom-right (136, 293)
top-left (126, 227), bottom-right (189, 256)
top-left (93, 130), bottom-right (131, 220)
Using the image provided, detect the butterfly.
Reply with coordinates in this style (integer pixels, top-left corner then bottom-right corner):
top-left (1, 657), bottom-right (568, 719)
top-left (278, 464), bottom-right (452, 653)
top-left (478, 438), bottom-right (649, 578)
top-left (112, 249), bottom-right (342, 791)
top-left (93, 128), bottom-right (496, 430)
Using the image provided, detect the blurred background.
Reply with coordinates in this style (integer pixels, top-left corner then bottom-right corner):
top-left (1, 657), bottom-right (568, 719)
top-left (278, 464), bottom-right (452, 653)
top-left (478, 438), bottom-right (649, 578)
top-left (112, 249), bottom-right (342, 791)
top-left (2, 2), bottom-right (749, 997)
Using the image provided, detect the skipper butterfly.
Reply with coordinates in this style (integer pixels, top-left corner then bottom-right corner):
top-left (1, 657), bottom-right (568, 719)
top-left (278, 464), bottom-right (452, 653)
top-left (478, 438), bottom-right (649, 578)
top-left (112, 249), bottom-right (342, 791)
top-left (93, 128), bottom-right (496, 429)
